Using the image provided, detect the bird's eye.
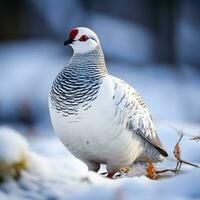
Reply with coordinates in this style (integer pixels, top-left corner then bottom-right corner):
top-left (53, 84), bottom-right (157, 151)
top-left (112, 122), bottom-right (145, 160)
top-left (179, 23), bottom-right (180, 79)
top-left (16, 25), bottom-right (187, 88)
top-left (79, 35), bottom-right (89, 42)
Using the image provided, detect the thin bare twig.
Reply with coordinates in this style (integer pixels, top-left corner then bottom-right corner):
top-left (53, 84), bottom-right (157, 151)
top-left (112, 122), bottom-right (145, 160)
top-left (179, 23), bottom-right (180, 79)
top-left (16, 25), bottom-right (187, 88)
top-left (156, 169), bottom-right (177, 174)
top-left (169, 125), bottom-right (200, 143)
top-left (117, 126), bottom-right (199, 180)
top-left (181, 160), bottom-right (199, 168)
top-left (155, 131), bottom-right (199, 178)
top-left (169, 125), bottom-right (192, 137)
top-left (176, 133), bottom-right (183, 145)
top-left (190, 135), bottom-right (200, 142)
top-left (173, 132), bottom-right (199, 170)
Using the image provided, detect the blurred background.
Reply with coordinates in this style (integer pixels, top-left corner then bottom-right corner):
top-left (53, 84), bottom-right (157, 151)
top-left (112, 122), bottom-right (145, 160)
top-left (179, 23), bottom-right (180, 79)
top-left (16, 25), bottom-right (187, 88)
top-left (0, 0), bottom-right (200, 136)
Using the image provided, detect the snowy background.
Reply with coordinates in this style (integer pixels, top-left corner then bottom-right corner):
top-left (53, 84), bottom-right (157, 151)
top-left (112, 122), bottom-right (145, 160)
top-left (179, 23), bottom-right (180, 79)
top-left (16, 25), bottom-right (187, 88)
top-left (0, 0), bottom-right (200, 199)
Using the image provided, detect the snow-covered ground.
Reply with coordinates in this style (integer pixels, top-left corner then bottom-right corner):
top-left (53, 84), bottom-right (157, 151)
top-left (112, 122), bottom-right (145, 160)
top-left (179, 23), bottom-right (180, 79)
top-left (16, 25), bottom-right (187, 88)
top-left (0, 124), bottom-right (200, 200)
top-left (0, 40), bottom-right (200, 199)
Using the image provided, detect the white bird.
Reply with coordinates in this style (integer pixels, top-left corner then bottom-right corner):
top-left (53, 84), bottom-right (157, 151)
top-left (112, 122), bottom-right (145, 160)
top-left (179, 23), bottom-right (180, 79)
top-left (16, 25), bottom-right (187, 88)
top-left (49, 27), bottom-right (168, 178)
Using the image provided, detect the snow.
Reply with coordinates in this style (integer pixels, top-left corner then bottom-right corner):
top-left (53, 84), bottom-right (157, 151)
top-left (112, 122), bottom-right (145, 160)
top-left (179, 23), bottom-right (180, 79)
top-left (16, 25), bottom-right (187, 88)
top-left (0, 127), bottom-right (29, 165)
top-left (0, 127), bottom-right (109, 200)
top-left (72, 169), bottom-right (200, 200)
top-left (0, 123), bottom-right (200, 200)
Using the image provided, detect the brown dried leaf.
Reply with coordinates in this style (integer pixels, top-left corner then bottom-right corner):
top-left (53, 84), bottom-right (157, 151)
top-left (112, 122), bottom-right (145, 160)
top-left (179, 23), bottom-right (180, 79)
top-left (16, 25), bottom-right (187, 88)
top-left (174, 143), bottom-right (181, 160)
top-left (146, 160), bottom-right (157, 180)
top-left (173, 134), bottom-right (183, 161)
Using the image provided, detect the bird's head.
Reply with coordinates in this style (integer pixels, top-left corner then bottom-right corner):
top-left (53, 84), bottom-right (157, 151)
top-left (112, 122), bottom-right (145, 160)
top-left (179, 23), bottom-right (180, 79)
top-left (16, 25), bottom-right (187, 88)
top-left (64, 27), bottom-right (100, 54)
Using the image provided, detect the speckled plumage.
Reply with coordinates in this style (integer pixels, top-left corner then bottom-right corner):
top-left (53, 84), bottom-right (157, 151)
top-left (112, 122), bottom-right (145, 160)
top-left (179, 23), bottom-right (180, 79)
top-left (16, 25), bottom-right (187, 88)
top-left (50, 47), bottom-right (107, 116)
top-left (49, 27), bottom-right (168, 175)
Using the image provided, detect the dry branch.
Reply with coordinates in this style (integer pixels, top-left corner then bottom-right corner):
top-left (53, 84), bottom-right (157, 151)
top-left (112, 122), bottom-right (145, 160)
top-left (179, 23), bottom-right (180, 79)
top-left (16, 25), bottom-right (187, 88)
top-left (153, 131), bottom-right (199, 179)
top-left (190, 135), bottom-right (200, 142)
top-left (169, 125), bottom-right (200, 143)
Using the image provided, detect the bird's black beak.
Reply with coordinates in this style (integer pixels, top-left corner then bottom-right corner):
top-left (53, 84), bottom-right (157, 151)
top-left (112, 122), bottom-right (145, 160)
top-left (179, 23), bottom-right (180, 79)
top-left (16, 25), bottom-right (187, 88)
top-left (64, 38), bottom-right (74, 46)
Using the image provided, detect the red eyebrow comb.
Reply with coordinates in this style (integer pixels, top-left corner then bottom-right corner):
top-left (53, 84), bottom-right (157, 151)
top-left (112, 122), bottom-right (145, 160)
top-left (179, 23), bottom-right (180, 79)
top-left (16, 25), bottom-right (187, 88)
top-left (69, 29), bottom-right (78, 40)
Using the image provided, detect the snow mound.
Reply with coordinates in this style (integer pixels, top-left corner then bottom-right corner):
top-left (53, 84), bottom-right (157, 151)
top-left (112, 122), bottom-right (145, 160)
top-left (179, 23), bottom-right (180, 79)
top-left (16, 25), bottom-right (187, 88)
top-left (0, 128), bottom-right (108, 199)
top-left (26, 152), bottom-right (52, 178)
top-left (0, 127), bottom-right (29, 165)
top-left (0, 127), bottom-right (51, 183)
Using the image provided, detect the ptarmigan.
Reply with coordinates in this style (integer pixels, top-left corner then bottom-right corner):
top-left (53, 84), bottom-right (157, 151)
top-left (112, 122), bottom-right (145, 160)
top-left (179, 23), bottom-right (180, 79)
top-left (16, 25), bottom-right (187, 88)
top-left (49, 27), bottom-right (168, 178)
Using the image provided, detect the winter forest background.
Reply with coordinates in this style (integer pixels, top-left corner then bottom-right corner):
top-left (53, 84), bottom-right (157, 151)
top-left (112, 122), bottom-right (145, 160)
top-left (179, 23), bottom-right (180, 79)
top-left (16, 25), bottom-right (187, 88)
top-left (0, 0), bottom-right (200, 200)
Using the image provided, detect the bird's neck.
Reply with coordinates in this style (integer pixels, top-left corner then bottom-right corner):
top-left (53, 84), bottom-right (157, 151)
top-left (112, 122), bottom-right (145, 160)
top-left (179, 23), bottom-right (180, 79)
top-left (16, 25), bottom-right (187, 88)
top-left (68, 46), bottom-right (108, 79)
top-left (50, 46), bottom-right (108, 115)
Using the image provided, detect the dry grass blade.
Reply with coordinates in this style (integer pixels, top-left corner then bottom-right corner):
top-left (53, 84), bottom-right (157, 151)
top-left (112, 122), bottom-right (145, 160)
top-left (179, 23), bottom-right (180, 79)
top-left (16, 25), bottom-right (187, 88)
top-left (169, 125), bottom-right (196, 137)
top-left (169, 125), bottom-right (200, 143)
